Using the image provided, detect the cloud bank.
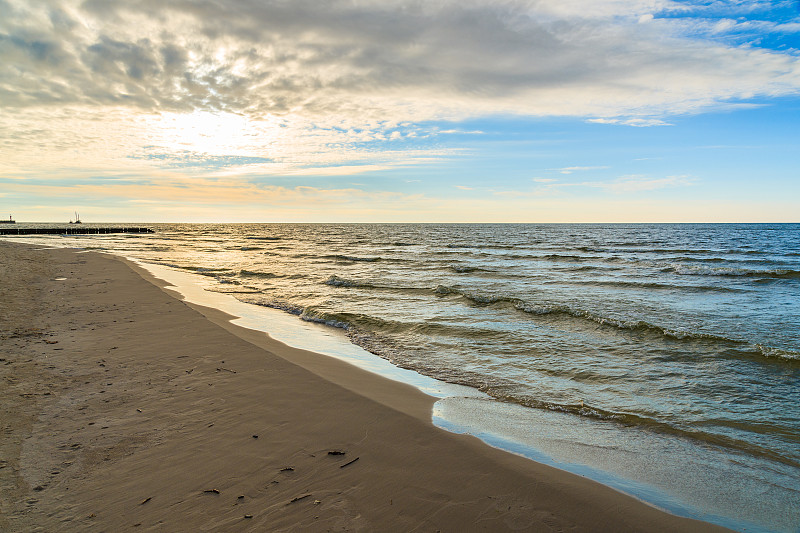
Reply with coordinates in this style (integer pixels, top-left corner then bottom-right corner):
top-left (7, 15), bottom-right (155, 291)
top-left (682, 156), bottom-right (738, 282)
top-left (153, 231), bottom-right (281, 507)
top-left (2, 0), bottom-right (800, 124)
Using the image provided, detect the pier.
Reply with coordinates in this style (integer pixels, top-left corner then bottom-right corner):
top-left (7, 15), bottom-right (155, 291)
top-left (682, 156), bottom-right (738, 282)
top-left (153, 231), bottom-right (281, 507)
top-left (0, 227), bottom-right (154, 235)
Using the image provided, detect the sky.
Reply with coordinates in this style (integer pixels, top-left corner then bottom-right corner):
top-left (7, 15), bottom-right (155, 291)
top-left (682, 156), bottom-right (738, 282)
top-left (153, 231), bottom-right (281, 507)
top-left (1, 0), bottom-right (799, 223)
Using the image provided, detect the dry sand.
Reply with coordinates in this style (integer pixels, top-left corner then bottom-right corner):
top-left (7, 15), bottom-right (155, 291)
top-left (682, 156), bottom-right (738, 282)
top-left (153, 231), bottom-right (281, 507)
top-left (0, 241), bottom-right (728, 532)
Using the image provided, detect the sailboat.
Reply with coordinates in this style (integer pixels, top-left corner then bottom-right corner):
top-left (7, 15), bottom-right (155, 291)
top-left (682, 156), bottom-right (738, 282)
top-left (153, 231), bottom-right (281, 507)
top-left (69, 211), bottom-right (82, 224)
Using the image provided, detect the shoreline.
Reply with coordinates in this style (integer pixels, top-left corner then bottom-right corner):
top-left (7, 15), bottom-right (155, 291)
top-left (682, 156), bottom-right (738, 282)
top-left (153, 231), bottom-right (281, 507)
top-left (129, 256), bottom-right (761, 532)
top-left (129, 254), bottom-right (790, 533)
top-left (1, 241), bottom-right (728, 531)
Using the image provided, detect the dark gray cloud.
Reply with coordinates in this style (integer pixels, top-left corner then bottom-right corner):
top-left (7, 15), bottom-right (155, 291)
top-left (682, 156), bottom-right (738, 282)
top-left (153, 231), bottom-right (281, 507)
top-left (1, 0), bottom-right (799, 120)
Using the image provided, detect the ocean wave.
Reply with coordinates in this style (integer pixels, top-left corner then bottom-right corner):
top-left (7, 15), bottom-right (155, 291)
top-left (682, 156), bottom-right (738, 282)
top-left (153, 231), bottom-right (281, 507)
top-left (483, 393), bottom-right (800, 468)
top-left (738, 249), bottom-right (770, 255)
top-left (455, 251), bottom-right (625, 265)
top-left (567, 279), bottom-right (743, 293)
top-left (434, 285), bottom-right (521, 307)
top-left (299, 307), bottom-right (351, 330)
top-left (195, 267), bottom-right (232, 274)
top-left (445, 243), bottom-right (519, 250)
top-left (191, 266), bottom-right (231, 273)
top-left (753, 344), bottom-right (800, 361)
top-left (246, 236), bottom-right (282, 241)
top-left (511, 300), bottom-right (764, 345)
top-left (566, 265), bottom-right (608, 272)
top-left (666, 256), bottom-right (727, 263)
top-left (663, 265), bottom-right (800, 279)
top-left (431, 284), bottom-right (797, 363)
top-left (209, 287), bottom-right (262, 294)
top-left (429, 250), bottom-right (471, 256)
top-left (148, 261), bottom-right (188, 270)
top-left (325, 275), bottom-right (432, 295)
top-left (434, 284), bottom-right (457, 295)
top-left (237, 296), bottom-right (304, 316)
top-left (212, 276), bottom-right (240, 284)
top-left (567, 265), bottom-right (597, 272)
top-left (321, 254), bottom-right (382, 262)
top-left (580, 246), bottom-right (776, 257)
top-left (150, 261), bottom-right (232, 275)
top-left (330, 278), bottom-right (800, 365)
top-left (540, 253), bottom-right (591, 262)
top-left (239, 269), bottom-right (283, 279)
top-left (324, 274), bottom-right (368, 288)
top-left (626, 247), bottom-right (721, 255)
top-left (297, 307), bottom-right (415, 335)
top-left (448, 264), bottom-right (492, 273)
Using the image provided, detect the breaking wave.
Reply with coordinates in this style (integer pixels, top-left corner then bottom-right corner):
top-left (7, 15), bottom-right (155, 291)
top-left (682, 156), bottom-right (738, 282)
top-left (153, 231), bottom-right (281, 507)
top-left (663, 265), bottom-right (800, 279)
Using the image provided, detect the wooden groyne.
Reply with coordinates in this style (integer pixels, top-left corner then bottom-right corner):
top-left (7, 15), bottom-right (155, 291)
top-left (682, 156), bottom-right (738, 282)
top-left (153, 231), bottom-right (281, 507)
top-left (0, 227), bottom-right (154, 235)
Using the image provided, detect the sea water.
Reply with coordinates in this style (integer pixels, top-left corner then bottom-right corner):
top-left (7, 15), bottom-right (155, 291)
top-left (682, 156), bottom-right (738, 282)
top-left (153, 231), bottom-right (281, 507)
top-left (5, 223), bottom-right (799, 531)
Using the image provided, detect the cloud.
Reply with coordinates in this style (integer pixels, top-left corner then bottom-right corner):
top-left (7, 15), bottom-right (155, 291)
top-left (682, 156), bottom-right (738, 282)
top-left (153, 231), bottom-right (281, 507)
top-left (554, 166), bottom-right (610, 174)
top-left (282, 164), bottom-right (393, 176)
top-left (584, 174), bottom-right (693, 192)
top-left (438, 129), bottom-right (486, 135)
top-left (486, 172), bottom-right (693, 200)
top-left (588, 118), bottom-right (672, 127)
top-left (2, 0), bottom-right (800, 125)
top-left (131, 150), bottom-right (273, 170)
top-left (0, 174), bottom-right (410, 210)
top-left (0, 106), bottom-right (456, 179)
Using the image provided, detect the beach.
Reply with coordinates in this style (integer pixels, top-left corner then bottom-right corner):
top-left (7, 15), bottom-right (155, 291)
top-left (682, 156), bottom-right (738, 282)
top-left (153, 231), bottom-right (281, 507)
top-left (0, 240), bottom-right (733, 531)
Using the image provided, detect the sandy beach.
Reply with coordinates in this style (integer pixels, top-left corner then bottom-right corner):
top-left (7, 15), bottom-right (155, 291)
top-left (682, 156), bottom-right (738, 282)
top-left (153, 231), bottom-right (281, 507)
top-left (0, 241), bottom-right (728, 532)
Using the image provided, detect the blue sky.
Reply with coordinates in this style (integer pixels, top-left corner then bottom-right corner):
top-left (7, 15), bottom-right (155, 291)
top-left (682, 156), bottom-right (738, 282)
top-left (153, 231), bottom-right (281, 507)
top-left (1, 0), bottom-right (799, 222)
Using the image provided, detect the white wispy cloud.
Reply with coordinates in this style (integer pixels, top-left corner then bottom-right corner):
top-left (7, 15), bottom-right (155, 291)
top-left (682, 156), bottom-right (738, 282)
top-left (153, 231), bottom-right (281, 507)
top-left (438, 129), bottom-right (486, 135)
top-left (282, 164), bottom-right (393, 176)
top-left (588, 118), bottom-right (672, 127)
top-left (584, 174), bottom-right (694, 192)
top-left (554, 166), bottom-right (610, 174)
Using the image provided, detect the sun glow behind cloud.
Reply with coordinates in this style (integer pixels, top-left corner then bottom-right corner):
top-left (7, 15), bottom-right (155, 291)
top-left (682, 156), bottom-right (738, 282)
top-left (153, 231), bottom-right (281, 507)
top-left (142, 111), bottom-right (272, 157)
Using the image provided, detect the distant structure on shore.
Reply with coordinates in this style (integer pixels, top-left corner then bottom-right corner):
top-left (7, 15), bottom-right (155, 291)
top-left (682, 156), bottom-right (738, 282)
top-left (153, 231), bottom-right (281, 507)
top-left (0, 215), bottom-right (15, 224)
top-left (69, 211), bottom-right (82, 224)
top-left (0, 226), bottom-right (154, 235)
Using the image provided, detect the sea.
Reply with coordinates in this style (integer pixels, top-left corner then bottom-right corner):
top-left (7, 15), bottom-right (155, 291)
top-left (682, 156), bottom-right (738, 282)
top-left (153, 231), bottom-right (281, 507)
top-left (4, 223), bottom-right (799, 532)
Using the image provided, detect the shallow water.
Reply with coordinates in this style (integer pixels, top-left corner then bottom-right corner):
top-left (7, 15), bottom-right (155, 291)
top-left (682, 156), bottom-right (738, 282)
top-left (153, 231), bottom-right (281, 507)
top-left (5, 223), bottom-right (799, 531)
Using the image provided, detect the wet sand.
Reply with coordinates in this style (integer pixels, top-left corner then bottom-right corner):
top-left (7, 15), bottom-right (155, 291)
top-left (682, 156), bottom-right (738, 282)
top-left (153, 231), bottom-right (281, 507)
top-left (0, 241), bottom-right (727, 532)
